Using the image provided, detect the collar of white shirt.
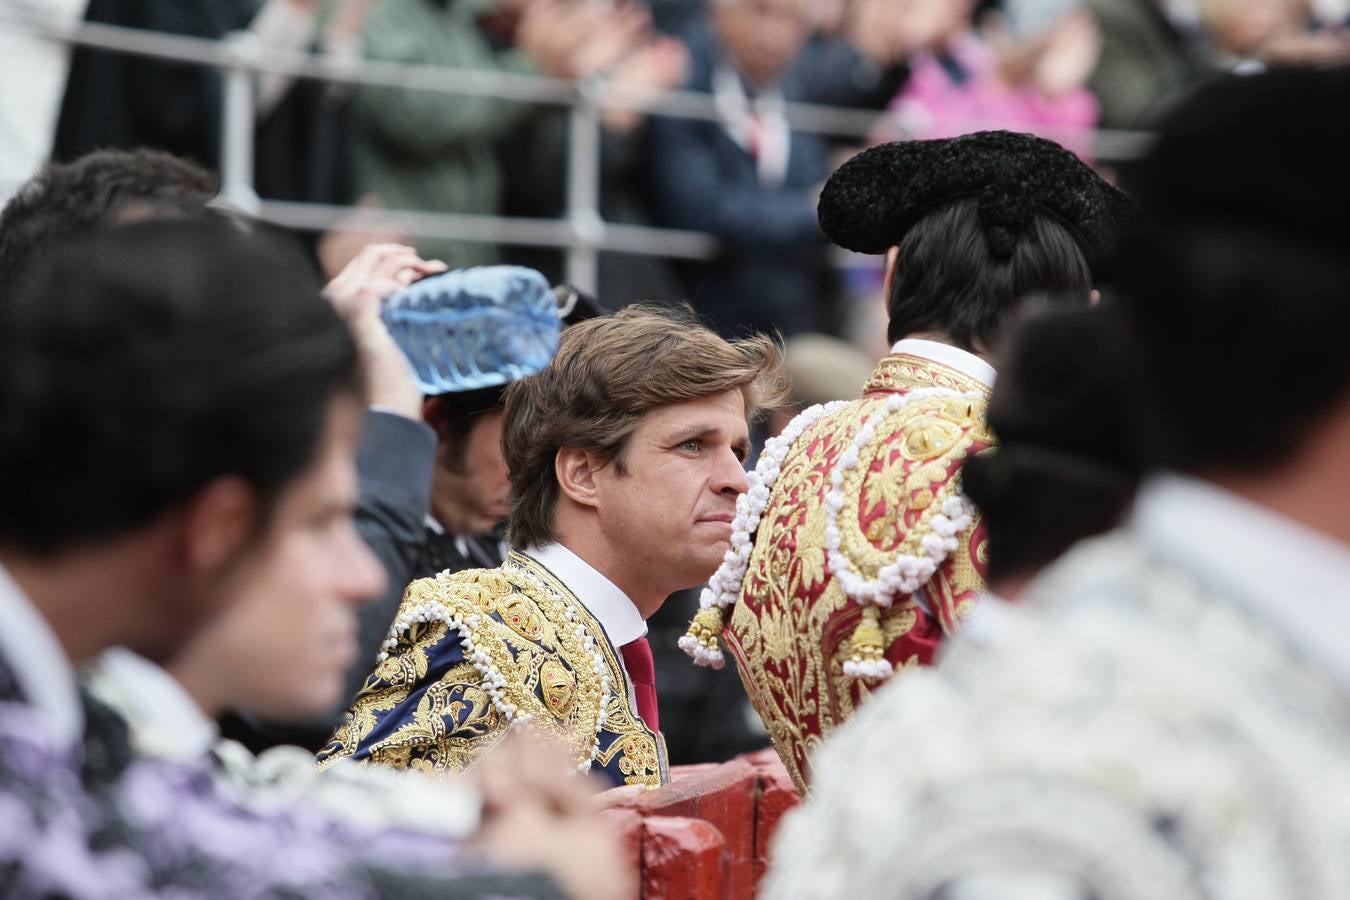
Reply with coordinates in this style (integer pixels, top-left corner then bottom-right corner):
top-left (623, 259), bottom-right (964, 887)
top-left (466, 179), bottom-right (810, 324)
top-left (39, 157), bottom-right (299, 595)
top-left (890, 338), bottom-right (996, 389)
top-left (524, 542), bottom-right (647, 647)
top-left (424, 513), bottom-right (467, 558)
top-left (85, 648), bottom-right (217, 761)
top-left (1132, 473), bottom-right (1350, 693)
top-left (0, 563), bottom-right (83, 749)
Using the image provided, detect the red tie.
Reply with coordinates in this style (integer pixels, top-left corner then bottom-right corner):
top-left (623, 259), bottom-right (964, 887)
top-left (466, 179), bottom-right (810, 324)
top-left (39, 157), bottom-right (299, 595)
top-left (619, 637), bottom-right (660, 732)
top-left (747, 111), bottom-right (763, 162)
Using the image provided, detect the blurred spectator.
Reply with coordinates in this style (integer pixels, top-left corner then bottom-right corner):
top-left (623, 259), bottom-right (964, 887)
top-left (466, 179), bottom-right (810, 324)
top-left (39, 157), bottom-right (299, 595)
top-left (53, 0), bottom-right (357, 172)
top-left (0, 0), bottom-right (88, 204)
top-left (0, 154), bottom-right (437, 757)
top-left (646, 0), bottom-right (921, 339)
top-left (1197, 0), bottom-right (1350, 69)
top-left (498, 34), bottom-right (691, 308)
top-left (54, 0), bottom-right (253, 166)
top-left (648, 0), bottom-right (704, 38)
top-left (0, 217), bottom-right (604, 900)
top-left (50, 0), bottom-right (388, 270)
top-left (880, 0), bottom-right (1101, 158)
top-left (1083, 0), bottom-right (1212, 128)
top-left (253, 0), bottom-right (383, 229)
top-left (767, 332), bottom-right (876, 434)
top-left (352, 0), bottom-right (648, 269)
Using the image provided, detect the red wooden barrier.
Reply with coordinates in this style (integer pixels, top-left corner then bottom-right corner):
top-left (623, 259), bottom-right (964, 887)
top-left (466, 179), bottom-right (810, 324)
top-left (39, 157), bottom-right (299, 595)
top-left (743, 750), bottom-right (802, 889)
top-left (608, 750), bottom-right (802, 900)
top-left (641, 816), bottom-right (727, 899)
top-left (626, 758), bottom-right (758, 900)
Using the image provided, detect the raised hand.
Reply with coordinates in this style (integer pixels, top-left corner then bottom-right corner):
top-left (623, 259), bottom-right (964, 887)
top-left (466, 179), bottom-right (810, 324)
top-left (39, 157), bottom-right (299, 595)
top-left (599, 36), bottom-right (689, 133)
top-left (517, 0), bottom-right (651, 79)
top-left (322, 243), bottom-right (447, 418)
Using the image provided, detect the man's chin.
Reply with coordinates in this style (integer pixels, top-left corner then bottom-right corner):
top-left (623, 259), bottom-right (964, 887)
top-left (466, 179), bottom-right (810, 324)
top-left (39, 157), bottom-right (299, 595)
top-left (250, 693), bottom-right (340, 725)
top-left (475, 513), bottom-right (508, 534)
top-left (690, 543), bottom-right (733, 584)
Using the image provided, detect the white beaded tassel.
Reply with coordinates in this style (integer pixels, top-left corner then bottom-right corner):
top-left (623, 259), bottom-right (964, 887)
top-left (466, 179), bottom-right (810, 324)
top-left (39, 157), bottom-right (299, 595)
top-left (679, 401), bottom-right (850, 667)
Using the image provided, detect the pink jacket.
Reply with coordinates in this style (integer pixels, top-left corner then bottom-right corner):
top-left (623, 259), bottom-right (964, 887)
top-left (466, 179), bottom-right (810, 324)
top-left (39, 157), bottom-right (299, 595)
top-left (883, 33), bottom-right (1098, 159)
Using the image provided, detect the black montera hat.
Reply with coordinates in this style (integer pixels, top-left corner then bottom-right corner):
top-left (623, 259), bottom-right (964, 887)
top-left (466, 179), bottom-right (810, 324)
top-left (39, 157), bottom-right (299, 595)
top-left (817, 130), bottom-right (1130, 266)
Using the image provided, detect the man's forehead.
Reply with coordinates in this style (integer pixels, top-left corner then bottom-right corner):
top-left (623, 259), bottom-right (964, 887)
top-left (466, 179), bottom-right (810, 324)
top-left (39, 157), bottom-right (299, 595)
top-left (649, 391), bottom-right (750, 436)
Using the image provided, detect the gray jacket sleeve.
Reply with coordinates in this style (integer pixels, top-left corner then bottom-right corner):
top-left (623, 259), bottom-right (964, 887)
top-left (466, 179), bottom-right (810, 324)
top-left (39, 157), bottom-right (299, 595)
top-left (348, 409), bottom-right (437, 702)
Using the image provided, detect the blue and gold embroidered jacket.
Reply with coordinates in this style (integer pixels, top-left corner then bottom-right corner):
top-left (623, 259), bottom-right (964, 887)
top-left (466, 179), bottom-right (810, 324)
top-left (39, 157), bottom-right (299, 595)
top-left (317, 552), bottom-right (668, 787)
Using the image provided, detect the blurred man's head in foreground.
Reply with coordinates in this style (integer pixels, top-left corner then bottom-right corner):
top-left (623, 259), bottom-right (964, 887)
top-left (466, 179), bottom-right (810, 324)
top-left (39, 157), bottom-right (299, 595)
top-left (1112, 66), bottom-right (1350, 482)
top-left (0, 220), bottom-right (380, 679)
top-left (0, 149), bottom-right (217, 306)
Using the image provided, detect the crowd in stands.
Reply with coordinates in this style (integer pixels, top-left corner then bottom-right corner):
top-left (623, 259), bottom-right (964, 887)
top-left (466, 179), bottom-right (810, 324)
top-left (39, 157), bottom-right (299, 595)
top-left (4, 0), bottom-right (1348, 309)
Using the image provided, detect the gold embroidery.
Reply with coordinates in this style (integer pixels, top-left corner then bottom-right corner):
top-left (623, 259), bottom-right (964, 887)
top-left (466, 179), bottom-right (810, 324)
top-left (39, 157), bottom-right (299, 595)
top-left (726, 354), bottom-right (994, 794)
top-left (509, 554), bottom-right (665, 779)
top-left (539, 658), bottom-right (578, 718)
top-left (599, 732), bottom-right (662, 786)
top-left (500, 597), bottom-right (546, 642)
top-left (863, 353), bottom-right (991, 396)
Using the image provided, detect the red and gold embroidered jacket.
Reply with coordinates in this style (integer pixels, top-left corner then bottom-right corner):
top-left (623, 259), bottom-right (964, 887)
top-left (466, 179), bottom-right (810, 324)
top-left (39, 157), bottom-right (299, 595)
top-left (685, 351), bottom-right (994, 793)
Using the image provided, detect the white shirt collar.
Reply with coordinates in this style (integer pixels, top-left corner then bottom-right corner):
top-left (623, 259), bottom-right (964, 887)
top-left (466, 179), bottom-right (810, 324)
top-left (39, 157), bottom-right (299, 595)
top-left (711, 65), bottom-right (790, 186)
top-left (83, 648), bottom-right (217, 761)
top-left (890, 338), bottom-right (996, 388)
top-left (524, 543), bottom-right (647, 646)
top-left (424, 513), bottom-right (466, 556)
top-left (0, 563), bottom-right (83, 749)
top-left (1132, 474), bottom-right (1350, 693)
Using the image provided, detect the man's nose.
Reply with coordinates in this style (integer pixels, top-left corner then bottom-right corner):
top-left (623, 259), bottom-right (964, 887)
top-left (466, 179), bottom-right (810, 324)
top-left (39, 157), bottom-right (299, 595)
top-left (715, 446), bottom-right (751, 495)
top-left (340, 528), bottom-right (388, 607)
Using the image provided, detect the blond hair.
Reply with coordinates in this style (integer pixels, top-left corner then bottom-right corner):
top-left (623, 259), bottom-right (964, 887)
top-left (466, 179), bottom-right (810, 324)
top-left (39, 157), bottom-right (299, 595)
top-left (503, 305), bottom-right (787, 549)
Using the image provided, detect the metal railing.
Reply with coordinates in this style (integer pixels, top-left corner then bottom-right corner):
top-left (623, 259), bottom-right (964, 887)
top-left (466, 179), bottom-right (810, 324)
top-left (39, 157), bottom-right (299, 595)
top-left (2, 8), bottom-right (1154, 292)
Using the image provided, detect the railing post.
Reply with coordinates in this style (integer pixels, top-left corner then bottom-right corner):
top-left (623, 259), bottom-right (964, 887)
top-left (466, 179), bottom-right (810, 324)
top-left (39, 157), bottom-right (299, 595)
top-left (565, 78), bottom-right (604, 294)
top-left (219, 31), bottom-right (261, 214)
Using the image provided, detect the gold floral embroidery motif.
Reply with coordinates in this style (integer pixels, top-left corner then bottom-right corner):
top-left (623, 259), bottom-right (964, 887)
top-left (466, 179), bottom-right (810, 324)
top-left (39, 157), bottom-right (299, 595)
top-left (539, 658), bottom-right (578, 718)
top-left (604, 732), bottom-right (662, 786)
top-left (500, 597), bottom-right (546, 642)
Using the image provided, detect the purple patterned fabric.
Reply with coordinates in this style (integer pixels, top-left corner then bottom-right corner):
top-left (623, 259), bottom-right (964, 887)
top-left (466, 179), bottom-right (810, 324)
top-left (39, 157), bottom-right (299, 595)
top-left (0, 655), bottom-right (559, 900)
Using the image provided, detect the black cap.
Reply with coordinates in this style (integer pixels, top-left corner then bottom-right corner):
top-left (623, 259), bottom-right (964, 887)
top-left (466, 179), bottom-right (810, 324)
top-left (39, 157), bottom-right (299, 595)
top-left (817, 130), bottom-right (1130, 267)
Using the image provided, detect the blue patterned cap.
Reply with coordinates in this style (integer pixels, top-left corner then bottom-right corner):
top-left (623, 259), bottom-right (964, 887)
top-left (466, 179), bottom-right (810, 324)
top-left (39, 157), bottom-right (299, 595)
top-left (381, 266), bottom-right (561, 395)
